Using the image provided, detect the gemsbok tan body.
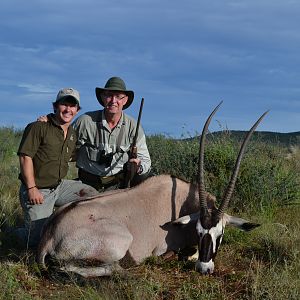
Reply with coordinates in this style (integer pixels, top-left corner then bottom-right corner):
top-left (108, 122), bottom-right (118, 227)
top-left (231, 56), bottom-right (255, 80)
top-left (37, 102), bottom-right (267, 277)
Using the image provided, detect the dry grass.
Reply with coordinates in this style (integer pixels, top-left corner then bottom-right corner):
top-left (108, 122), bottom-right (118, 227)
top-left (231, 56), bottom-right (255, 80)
top-left (1, 206), bottom-right (299, 299)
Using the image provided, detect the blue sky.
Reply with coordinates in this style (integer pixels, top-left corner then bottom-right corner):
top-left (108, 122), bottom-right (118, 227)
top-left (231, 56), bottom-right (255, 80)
top-left (0, 0), bottom-right (299, 137)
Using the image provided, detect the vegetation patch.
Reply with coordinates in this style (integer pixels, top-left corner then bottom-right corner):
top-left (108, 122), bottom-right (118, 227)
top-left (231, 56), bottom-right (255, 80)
top-left (0, 127), bottom-right (299, 299)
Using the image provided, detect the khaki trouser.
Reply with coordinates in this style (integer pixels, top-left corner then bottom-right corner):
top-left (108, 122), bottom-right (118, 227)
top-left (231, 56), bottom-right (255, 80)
top-left (19, 179), bottom-right (99, 248)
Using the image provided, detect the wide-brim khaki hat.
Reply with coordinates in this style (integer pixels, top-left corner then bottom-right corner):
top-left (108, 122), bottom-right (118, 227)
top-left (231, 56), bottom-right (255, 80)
top-left (95, 77), bottom-right (134, 110)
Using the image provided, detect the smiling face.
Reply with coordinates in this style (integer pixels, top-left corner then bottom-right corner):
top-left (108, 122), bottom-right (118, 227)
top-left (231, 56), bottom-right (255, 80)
top-left (54, 100), bottom-right (79, 125)
top-left (101, 91), bottom-right (128, 117)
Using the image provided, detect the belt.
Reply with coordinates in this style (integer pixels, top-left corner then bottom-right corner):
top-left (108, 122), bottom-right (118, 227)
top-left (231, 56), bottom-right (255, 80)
top-left (39, 180), bottom-right (62, 190)
top-left (79, 169), bottom-right (124, 187)
top-left (100, 174), bottom-right (120, 185)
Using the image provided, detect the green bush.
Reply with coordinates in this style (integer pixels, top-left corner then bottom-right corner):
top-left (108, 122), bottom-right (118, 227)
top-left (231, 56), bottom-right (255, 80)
top-left (1, 127), bottom-right (299, 221)
top-left (0, 127), bottom-right (22, 163)
top-left (0, 128), bottom-right (23, 226)
top-left (147, 134), bottom-right (199, 180)
top-left (147, 132), bottom-right (300, 212)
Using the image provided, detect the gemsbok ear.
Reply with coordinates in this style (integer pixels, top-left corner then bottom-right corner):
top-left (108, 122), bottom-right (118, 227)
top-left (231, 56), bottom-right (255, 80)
top-left (172, 212), bottom-right (200, 225)
top-left (224, 214), bottom-right (260, 231)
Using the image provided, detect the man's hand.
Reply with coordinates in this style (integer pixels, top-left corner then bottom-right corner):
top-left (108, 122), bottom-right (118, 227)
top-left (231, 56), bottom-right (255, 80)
top-left (127, 158), bottom-right (142, 174)
top-left (37, 115), bottom-right (48, 122)
top-left (27, 187), bottom-right (44, 205)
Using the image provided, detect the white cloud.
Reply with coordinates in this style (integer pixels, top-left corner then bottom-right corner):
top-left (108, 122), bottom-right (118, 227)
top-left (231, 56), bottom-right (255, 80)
top-left (17, 83), bottom-right (55, 94)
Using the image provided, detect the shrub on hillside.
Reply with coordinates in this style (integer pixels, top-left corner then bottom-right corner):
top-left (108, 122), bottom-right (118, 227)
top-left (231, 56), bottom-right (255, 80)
top-left (147, 133), bottom-right (299, 211)
top-left (0, 127), bottom-right (22, 162)
top-left (0, 128), bottom-right (299, 220)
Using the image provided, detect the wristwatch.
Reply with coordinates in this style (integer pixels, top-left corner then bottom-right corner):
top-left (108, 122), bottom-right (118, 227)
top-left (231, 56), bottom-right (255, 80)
top-left (137, 165), bottom-right (143, 174)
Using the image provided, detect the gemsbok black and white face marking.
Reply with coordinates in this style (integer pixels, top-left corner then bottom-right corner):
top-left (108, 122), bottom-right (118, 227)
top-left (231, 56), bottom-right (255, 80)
top-left (195, 215), bottom-right (224, 274)
top-left (194, 101), bottom-right (268, 274)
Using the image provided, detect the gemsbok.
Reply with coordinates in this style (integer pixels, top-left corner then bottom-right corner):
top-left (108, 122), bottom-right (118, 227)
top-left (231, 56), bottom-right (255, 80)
top-left (37, 102), bottom-right (268, 277)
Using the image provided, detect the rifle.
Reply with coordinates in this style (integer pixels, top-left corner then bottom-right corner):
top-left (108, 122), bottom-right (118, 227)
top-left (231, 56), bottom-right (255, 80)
top-left (125, 98), bottom-right (144, 188)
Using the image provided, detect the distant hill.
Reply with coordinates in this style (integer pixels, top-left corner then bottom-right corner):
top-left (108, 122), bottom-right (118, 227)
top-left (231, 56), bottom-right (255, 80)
top-left (184, 130), bottom-right (300, 147)
top-left (208, 130), bottom-right (300, 146)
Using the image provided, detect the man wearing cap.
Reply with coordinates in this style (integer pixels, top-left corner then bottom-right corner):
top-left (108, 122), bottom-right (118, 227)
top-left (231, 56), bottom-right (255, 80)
top-left (17, 88), bottom-right (99, 248)
top-left (73, 76), bottom-right (151, 191)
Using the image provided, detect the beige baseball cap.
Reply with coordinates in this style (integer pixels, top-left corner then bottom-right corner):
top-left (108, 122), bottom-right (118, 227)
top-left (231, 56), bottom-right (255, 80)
top-left (55, 88), bottom-right (80, 105)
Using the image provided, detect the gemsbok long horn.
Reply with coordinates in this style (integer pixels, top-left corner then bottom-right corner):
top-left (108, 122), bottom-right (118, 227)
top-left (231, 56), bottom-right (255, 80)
top-left (216, 110), bottom-right (269, 218)
top-left (198, 101), bottom-right (223, 215)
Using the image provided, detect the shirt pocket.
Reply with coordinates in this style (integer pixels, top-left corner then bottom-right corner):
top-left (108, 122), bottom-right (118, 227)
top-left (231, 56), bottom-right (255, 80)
top-left (45, 141), bottom-right (62, 160)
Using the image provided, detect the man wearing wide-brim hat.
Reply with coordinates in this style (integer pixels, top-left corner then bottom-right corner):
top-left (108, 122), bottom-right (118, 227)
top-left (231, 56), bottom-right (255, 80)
top-left (73, 76), bottom-right (151, 191)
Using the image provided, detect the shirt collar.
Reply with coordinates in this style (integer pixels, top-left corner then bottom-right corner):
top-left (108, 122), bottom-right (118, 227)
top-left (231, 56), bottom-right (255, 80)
top-left (101, 110), bottom-right (125, 130)
top-left (47, 113), bottom-right (61, 127)
top-left (47, 113), bottom-right (75, 138)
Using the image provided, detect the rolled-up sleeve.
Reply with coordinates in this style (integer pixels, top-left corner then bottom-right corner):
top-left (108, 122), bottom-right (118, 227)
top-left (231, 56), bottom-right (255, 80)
top-left (136, 126), bottom-right (151, 174)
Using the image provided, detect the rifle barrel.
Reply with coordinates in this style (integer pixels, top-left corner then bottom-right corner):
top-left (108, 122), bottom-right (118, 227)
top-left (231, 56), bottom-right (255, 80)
top-left (133, 98), bottom-right (144, 144)
top-left (126, 98), bottom-right (145, 188)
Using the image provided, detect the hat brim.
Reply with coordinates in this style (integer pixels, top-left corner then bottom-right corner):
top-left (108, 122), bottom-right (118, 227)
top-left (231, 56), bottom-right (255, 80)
top-left (55, 95), bottom-right (80, 105)
top-left (95, 87), bottom-right (134, 110)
